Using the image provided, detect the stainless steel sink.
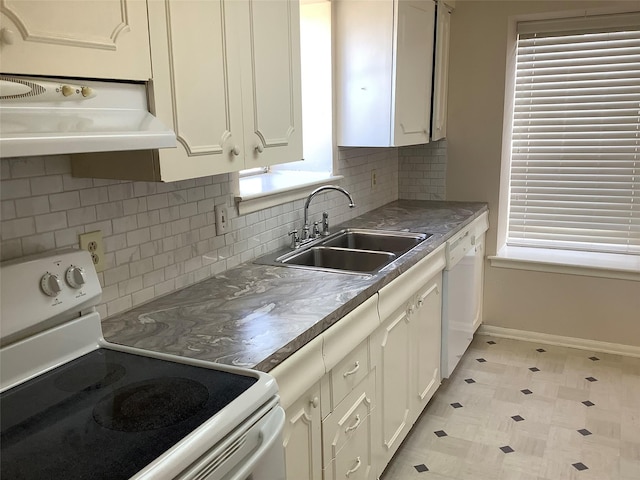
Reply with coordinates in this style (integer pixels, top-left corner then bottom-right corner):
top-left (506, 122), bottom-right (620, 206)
top-left (318, 229), bottom-right (429, 256)
top-left (254, 229), bottom-right (431, 275)
top-left (279, 246), bottom-right (396, 273)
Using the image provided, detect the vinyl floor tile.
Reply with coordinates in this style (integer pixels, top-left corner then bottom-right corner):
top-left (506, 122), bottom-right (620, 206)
top-left (381, 335), bottom-right (640, 480)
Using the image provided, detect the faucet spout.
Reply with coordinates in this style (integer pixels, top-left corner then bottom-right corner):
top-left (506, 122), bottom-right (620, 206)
top-left (303, 185), bottom-right (355, 233)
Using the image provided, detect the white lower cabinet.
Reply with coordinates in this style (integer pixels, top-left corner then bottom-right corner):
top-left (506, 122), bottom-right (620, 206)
top-left (372, 246), bottom-right (446, 475)
top-left (282, 382), bottom-right (323, 480)
top-left (411, 273), bottom-right (442, 417)
top-left (273, 248), bottom-right (446, 479)
top-left (370, 303), bottom-right (412, 466)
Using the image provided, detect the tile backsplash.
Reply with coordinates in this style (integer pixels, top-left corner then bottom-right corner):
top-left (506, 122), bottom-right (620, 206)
top-left (1, 147), bottom-right (398, 319)
top-left (398, 139), bottom-right (447, 200)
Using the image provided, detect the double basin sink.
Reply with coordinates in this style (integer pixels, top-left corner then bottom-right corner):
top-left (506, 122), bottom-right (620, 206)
top-left (256, 229), bottom-right (432, 274)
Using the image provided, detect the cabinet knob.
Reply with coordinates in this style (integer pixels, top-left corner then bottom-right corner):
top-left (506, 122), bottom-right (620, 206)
top-left (61, 85), bottom-right (75, 97)
top-left (1, 28), bottom-right (15, 45)
top-left (345, 457), bottom-right (362, 477)
top-left (255, 144), bottom-right (264, 153)
top-left (309, 396), bottom-right (319, 408)
top-left (342, 361), bottom-right (360, 378)
top-left (231, 146), bottom-right (240, 156)
top-left (417, 299), bottom-right (424, 308)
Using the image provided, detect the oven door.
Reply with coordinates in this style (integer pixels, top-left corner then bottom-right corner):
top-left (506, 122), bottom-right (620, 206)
top-left (174, 397), bottom-right (285, 480)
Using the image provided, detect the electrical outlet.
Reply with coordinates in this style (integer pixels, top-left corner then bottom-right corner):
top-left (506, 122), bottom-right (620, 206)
top-left (214, 205), bottom-right (228, 235)
top-left (371, 169), bottom-right (378, 191)
top-left (79, 230), bottom-right (105, 272)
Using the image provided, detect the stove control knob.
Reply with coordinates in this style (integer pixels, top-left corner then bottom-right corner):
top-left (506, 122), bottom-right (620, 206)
top-left (65, 265), bottom-right (86, 289)
top-left (41, 273), bottom-right (62, 297)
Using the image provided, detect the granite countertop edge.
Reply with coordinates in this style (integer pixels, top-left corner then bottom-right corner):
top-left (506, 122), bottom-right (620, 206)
top-left (101, 200), bottom-right (488, 373)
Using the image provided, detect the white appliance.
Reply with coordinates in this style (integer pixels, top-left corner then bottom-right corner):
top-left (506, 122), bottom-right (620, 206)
top-left (0, 249), bottom-right (285, 480)
top-left (0, 75), bottom-right (176, 158)
top-left (441, 212), bottom-right (489, 378)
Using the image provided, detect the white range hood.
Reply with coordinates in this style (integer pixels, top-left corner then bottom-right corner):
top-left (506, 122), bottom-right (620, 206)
top-left (0, 76), bottom-right (176, 158)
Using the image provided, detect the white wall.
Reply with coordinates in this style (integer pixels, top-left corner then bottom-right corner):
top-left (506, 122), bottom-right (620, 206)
top-left (446, 1), bottom-right (640, 347)
top-left (1, 147), bottom-right (398, 320)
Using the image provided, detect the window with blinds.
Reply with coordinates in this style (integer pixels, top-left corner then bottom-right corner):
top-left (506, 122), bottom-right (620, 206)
top-left (507, 13), bottom-right (640, 255)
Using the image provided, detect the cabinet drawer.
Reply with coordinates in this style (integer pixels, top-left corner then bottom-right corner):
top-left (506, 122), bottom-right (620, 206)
top-left (323, 410), bottom-right (374, 480)
top-left (327, 339), bottom-right (370, 412)
top-left (323, 371), bottom-right (375, 464)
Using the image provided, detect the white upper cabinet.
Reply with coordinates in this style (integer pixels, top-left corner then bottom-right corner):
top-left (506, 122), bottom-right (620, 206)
top-left (147, 0), bottom-right (303, 181)
top-left (431, 1), bottom-right (452, 141)
top-left (0, 0), bottom-right (151, 80)
top-left (335, 0), bottom-right (435, 147)
top-left (71, 0), bottom-right (303, 182)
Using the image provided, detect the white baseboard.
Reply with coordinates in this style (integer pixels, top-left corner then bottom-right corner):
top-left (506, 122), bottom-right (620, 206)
top-left (477, 325), bottom-right (640, 359)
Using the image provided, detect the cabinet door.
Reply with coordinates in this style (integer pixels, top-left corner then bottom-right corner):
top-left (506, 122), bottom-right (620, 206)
top-left (238, 0), bottom-right (303, 169)
top-left (282, 382), bottom-right (323, 480)
top-left (147, 0), bottom-right (245, 181)
top-left (431, 1), bottom-right (451, 141)
top-left (372, 303), bottom-right (412, 468)
top-left (0, 0), bottom-right (150, 80)
top-left (411, 272), bottom-right (442, 420)
top-left (392, 0), bottom-right (435, 146)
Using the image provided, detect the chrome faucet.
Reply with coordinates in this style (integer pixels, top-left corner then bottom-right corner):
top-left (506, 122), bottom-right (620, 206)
top-left (301, 185), bottom-right (355, 243)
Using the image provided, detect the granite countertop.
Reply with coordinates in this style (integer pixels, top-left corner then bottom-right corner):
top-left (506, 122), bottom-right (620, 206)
top-left (101, 200), bottom-right (488, 372)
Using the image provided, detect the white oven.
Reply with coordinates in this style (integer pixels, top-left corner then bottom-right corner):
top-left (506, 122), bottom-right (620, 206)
top-left (0, 249), bottom-right (286, 480)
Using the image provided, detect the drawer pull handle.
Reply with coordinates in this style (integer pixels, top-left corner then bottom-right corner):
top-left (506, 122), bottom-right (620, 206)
top-left (343, 361), bottom-right (360, 377)
top-left (345, 414), bottom-right (361, 433)
top-left (345, 457), bottom-right (362, 477)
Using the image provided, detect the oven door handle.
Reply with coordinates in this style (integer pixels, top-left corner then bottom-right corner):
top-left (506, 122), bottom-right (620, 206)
top-left (227, 405), bottom-right (286, 480)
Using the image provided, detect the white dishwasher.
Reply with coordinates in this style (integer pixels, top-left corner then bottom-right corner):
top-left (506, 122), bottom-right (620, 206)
top-left (441, 212), bottom-right (489, 378)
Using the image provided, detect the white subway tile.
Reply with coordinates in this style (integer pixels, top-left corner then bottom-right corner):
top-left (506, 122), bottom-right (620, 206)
top-left (129, 257), bottom-right (154, 277)
top-left (3, 217), bottom-right (35, 239)
top-left (103, 233), bottom-right (127, 253)
top-left (118, 276), bottom-right (143, 296)
top-left (104, 264), bottom-right (130, 286)
top-left (34, 212), bottom-right (67, 233)
top-left (1, 200), bottom-right (16, 220)
top-left (62, 174), bottom-right (93, 191)
top-left (106, 295), bottom-right (132, 318)
top-left (1, 179), bottom-right (31, 200)
top-left (67, 206), bottom-right (97, 227)
top-left (108, 183), bottom-right (134, 202)
top-left (153, 279), bottom-right (175, 297)
top-left (96, 201), bottom-right (124, 220)
top-left (49, 191), bottom-right (80, 212)
top-left (10, 157), bottom-right (46, 178)
top-left (123, 197), bottom-right (147, 215)
top-left (15, 195), bottom-right (49, 217)
top-left (126, 227), bottom-right (151, 247)
top-left (132, 287), bottom-right (155, 306)
top-left (1, 238), bottom-right (23, 260)
top-left (115, 245), bottom-right (141, 266)
top-left (21, 232), bottom-right (56, 255)
top-left (142, 269), bottom-right (165, 288)
top-left (44, 156), bottom-right (71, 175)
top-left (54, 226), bottom-right (85, 248)
top-left (112, 215), bottom-right (138, 234)
top-left (80, 187), bottom-right (109, 206)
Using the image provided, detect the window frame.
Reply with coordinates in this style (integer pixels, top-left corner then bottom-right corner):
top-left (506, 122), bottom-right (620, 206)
top-left (490, 9), bottom-right (640, 282)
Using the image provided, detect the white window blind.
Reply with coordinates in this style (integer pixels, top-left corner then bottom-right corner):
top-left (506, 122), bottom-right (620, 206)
top-left (508, 13), bottom-right (640, 255)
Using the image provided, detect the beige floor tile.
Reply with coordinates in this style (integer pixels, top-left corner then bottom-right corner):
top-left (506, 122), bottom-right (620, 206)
top-left (379, 335), bottom-right (640, 480)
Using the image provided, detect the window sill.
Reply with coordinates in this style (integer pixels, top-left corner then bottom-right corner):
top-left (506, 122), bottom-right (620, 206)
top-left (236, 171), bottom-right (343, 215)
top-left (488, 246), bottom-right (640, 282)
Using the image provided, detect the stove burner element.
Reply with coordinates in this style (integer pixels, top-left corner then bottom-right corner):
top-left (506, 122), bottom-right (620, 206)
top-left (93, 378), bottom-right (209, 432)
top-left (54, 362), bottom-right (126, 392)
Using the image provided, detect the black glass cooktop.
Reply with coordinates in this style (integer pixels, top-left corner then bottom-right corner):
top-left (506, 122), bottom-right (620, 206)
top-left (0, 348), bottom-right (257, 480)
